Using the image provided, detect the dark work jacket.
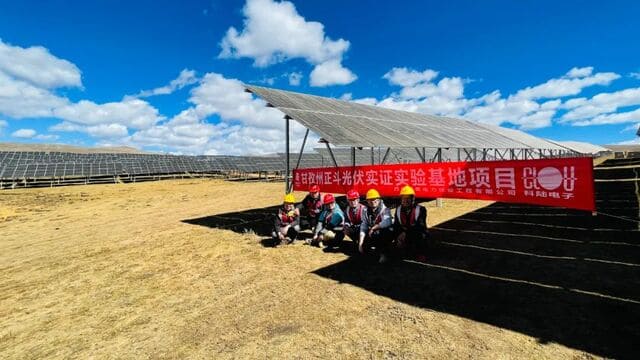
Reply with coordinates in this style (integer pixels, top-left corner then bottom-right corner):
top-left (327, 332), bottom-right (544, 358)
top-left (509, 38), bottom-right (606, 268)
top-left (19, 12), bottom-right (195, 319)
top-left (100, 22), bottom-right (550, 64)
top-left (300, 193), bottom-right (323, 218)
top-left (394, 204), bottom-right (427, 234)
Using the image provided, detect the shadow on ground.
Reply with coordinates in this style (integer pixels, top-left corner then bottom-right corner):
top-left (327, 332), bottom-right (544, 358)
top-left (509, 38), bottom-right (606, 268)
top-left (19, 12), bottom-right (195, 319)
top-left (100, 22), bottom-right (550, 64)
top-left (183, 158), bottom-right (640, 359)
top-left (183, 204), bottom-right (281, 237)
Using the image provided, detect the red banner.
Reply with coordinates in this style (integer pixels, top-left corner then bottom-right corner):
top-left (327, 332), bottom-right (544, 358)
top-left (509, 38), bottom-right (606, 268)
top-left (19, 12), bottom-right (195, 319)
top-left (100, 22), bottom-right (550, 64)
top-left (293, 157), bottom-right (595, 212)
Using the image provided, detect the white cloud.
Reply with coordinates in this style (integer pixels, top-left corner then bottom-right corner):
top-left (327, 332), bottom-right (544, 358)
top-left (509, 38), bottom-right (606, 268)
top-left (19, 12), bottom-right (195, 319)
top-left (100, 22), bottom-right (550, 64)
top-left (616, 138), bottom-right (640, 145)
top-left (561, 87), bottom-right (640, 121)
top-left (134, 69), bottom-right (198, 98)
top-left (288, 71), bottom-right (303, 86)
top-left (462, 96), bottom-right (543, 127)
top-left (630, 72), bottom-right (640, 80)
top-left (125, 72), bottom-right (318, 154)
top-left (309, 59), bottom-right (357, 87)
top-left (53, 98), bottom-right (164, 130)
top-left (383, 67), bottom-right (439, 87)
top-left (566, 66), bottom-right (593, 78)
top-left (366, 66), bottom-right (626, 130)
top-left (399, 77), bottom-right (465, 100)
top-left (34, 133), bottom-right (59, 141)
top-left (0, 119), bottom-right (7, 135)
top-left (514, 68), bottom-right (619, 100)
top-left (219, 0), bottom-right (355, 86)
top-left (0, 71), bottom-right (70, 118)
top-left (0, 39), bottom-right (82, 88)
top-left (571, 108), bottom-right (640, 126)
top-left (86, 124), bottom-right (129, 138)
top-left (50, 121), bottom-right (126, 139)
top-left (11, 128), bottom-right (36, 138)
top-left (129, 107), bottom-right (231, 148)
top-left (189, 73), bottom-right (285, 129)
top-left (621, 122), bottom-right (640, 133)
top-left (0, 40), bottom-right (165, 144)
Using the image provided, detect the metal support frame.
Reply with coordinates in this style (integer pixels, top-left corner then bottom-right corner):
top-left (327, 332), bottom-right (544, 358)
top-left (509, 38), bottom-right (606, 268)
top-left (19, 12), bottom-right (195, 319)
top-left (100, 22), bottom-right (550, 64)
top-left (392, 150), bottom-right (401, 163)
top-left (326, 142), bottom-right (339, 168)
top-left (351, 147), bottom-right (356, 167)
top-left (416, 147), bottom-right (426, 162)
top-left (381, 147), bottom-right (391, 165)
top-left (431, 148), bottom-right (442, 162)
top-left (285, 115), bottom-right (290, 192)
top-left (436, 148), bottom-right (443, 208)
top-left (463, 148), bottom-right (474, 161)
top-left (294, 128), bottom-right (310, 170)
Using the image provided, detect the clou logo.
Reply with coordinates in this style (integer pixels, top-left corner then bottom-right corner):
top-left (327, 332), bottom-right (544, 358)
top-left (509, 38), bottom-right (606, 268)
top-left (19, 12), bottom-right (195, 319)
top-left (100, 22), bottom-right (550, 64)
top-left (523, 166), bottom-right (577, 191)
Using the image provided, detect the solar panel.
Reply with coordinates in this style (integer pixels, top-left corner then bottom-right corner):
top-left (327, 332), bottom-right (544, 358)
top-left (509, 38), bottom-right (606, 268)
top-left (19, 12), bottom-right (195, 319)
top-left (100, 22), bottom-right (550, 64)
top-left (477, 124), bottom-right (566, 150)
top-left (245, 85), bottom-right (534, 149)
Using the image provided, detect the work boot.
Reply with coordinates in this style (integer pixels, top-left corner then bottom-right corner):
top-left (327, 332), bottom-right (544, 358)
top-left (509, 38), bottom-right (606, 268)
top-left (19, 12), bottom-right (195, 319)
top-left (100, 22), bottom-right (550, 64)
top-left (378, 254), bottom-right (388, 264)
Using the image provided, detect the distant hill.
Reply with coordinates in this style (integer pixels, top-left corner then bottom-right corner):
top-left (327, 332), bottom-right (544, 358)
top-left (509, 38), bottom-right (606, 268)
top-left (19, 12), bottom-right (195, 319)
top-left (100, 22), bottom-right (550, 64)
top-left (0, 142), bottom-right (149, 154)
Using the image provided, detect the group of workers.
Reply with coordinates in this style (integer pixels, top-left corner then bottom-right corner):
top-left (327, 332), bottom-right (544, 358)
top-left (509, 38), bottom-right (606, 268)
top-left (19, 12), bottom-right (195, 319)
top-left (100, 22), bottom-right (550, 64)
top-left (272, 184), bottom-right (428, 263)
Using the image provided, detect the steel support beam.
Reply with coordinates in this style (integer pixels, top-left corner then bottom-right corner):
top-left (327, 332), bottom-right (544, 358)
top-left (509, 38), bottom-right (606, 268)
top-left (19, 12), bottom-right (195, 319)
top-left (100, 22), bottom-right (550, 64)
top-left (285, 115), bottom-right (291, 192)
top-left (381, 147), bottom-right (391, 165)
top-left (326, 142), bottom-right (339, 168)
top-left (294, 128), bottom-right (310, 170)
top-left (415, 147), bottom-right (426, 162)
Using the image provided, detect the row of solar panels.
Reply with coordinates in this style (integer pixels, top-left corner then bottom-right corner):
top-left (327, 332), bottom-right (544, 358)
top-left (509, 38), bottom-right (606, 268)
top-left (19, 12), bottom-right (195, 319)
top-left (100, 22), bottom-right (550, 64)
top-left (0, 151), bottom-right (329, 180)
top-left (0, 160), bottom-right (289, 180)
top-left (0, 146), bottom-right (575, 180)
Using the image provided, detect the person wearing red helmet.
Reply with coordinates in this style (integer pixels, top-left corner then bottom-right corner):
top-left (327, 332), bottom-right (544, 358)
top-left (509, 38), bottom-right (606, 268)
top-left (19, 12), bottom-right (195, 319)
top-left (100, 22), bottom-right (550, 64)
top-left (394, 185), bottom-right (428, 262)
top-left (343, 189), bottom-right (366, 246)
top-left (310, 193), bottom-right (345, 248)
top-left (297, 184), bottom-right (323, 232)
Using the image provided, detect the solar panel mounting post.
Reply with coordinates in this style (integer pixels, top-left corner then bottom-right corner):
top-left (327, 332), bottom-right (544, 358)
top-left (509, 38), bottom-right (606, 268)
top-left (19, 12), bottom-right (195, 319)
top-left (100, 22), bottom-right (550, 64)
top-left (415, 148), bottom-right (426, 162)
top-left (351, 147), bottom-right (355, 167)
top-left (436, 148), bottom-right (443, 208)
top-left (295, 128), bottom-right (310, 170)
top-left (321, 140), bottom-right (339, 168)
top-left (381, 147), bottom-right (391, 165)
top-left (285, 115), bottom-right (291, 192)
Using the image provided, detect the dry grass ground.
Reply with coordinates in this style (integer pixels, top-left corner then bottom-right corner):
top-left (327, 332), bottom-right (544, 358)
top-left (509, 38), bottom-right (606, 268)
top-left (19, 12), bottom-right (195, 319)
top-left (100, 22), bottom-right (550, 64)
top-left (0, 178), bottom-right (631, 359)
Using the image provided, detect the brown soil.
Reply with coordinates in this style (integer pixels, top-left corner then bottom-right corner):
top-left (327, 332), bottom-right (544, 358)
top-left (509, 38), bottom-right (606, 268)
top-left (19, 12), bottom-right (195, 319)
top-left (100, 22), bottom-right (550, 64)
top-left (0, 178), bottom-right (629, 359)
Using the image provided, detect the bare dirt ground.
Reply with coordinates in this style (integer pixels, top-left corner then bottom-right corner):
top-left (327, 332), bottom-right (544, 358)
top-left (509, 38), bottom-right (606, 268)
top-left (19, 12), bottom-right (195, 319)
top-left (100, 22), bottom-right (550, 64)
top-left (1, 167), bottom-right (638, 358)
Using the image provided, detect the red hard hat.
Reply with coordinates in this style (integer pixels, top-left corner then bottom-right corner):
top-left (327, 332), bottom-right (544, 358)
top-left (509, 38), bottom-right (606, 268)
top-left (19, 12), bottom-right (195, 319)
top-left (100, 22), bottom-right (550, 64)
top-left (323, 193), bottom-right (335, 204)
top-left (310, 185), bottom-right (320, 193)
top-left (346, 189), bottom-right (359, 200)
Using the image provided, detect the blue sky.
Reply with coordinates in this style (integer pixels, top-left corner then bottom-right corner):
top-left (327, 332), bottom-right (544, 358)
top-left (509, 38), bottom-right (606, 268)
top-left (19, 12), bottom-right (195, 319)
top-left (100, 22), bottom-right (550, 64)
top-left (0, 0), bottom-right (639, 154)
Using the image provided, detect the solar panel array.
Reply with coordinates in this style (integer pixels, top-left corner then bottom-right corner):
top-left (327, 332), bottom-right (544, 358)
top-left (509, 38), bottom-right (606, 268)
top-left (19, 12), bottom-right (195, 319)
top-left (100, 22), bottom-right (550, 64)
top-left (476, 124), bottom-right (567, 150)
top-left (0, 151), bottom-right (364, 181)
top-left (0, 151), bottom-right (290, 181)
top-left (546, 140), bottom-right (610, 155)
top-left (245, 85), bottom-right (559, 149)
top-left (0, 142), bottom-right (589, 183)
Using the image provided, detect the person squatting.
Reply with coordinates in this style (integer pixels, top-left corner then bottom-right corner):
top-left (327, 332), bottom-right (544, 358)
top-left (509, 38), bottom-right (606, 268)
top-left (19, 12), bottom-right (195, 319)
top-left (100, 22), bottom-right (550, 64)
top-left (273, 185), bottom-right (429, 264)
